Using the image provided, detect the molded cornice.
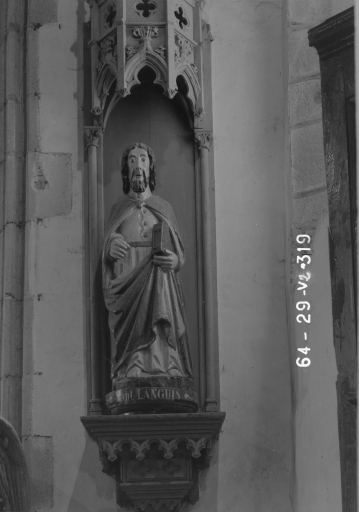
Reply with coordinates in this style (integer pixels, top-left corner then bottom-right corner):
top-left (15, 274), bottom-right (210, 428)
top-left (308, 7), bottom-right (354, 60)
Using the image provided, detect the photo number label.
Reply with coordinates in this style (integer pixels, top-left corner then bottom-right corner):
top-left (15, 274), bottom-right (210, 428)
top-left (295, 235), bottom-right (312, 368)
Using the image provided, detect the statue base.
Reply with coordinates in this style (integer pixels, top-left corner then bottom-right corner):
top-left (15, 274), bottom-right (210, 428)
top-left (81, 412), bottom-right (226, 512)
top-left (106, 377), bottom-right (198, 414)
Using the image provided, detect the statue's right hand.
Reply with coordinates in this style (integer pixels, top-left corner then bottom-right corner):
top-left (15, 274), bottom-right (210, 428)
top-left (108, 236), bottom-right (130, 260)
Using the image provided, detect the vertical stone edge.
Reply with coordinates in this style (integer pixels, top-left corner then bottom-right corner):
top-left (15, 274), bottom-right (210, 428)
top-left (0, 0), bottom-right (27, 435)
top-left (201, 15), bottom-right (221, 412)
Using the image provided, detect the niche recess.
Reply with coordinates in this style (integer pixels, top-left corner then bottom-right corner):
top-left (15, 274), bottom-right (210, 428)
top-left (81, 1), bottom-right (225, 510)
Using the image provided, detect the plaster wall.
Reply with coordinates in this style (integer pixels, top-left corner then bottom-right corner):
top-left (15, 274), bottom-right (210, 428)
top-left (285, 0), bottom-right (345, 509)
top-left (331, 0), bottom-right (354, 16)
top-left (293, 214), bottom-right (342, 512)
top-left (199, 1), bottom-right (293, 511)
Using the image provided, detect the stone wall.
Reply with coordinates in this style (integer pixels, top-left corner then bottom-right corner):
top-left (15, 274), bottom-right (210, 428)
top-left (284, 0), bottom-right (353, 510)
top-left (0, 0), bottom-right (115, 510)
top-left (23, 0), bottom-right (91, 510)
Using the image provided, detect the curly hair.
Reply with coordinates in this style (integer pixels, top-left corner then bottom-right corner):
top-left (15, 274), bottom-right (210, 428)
top-left (120, 142), bottom-right (156, 195)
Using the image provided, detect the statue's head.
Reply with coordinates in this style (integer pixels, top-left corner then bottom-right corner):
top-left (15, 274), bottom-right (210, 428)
top-left (120, 142), bottom-right (156, 195)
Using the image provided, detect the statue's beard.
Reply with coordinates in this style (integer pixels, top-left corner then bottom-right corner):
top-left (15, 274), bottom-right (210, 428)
top-left (131, 170), bottom-right (148, 193)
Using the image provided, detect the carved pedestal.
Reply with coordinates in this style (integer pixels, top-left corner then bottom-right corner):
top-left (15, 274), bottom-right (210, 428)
top-left (81, 412), bottom-right (225, 511)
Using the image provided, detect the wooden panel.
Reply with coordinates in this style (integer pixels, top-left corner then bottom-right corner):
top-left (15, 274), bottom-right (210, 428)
top-left (322, 49), bottom-right (357, 512)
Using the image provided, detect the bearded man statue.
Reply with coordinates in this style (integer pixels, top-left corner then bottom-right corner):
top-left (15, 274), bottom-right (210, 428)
top-left (103, 142), bottom-right (198, 414)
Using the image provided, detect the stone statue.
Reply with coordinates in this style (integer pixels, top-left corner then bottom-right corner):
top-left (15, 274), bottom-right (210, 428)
top-left (0, 416), bottom-right (30, 511)
top-left (103, 142), bottom-right (198, 413)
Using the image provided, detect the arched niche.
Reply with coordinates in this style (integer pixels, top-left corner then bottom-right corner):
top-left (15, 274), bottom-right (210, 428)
top-left (84, 0), bottom-right (219, 420)
top-left (102, 68), bottom-right (201, 399)
top-left (82, 4), bottom-right (225, 508)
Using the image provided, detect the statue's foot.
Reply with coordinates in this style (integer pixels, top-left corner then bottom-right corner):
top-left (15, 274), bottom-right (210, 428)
top-left (126, 367), bottom-right (142, 378)
top-left (167, 369), bottom-right (183, 377)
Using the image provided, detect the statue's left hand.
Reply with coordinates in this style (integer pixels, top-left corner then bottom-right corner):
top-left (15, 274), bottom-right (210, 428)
top-left (153, 250), bottom-right (179, 272)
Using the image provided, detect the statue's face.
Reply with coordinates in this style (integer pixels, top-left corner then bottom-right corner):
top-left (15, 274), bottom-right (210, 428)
top-left (128, 147), bottom-right (150, 179)
top-left (127, 147), bottom-right (150, 193)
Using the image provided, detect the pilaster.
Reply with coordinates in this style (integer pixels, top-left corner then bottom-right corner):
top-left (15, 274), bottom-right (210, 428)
top-left (84, 126), bottom-right (104, 416)
top-left (195, 130), bottom-right (216, 412)
top-left (0, 0), bottom-right (27, 435)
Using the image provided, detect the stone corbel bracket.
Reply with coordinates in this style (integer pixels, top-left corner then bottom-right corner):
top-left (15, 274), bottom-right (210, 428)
top-left (99, 435), bottom-right (210, 463)
top-left (81, 412), bottom-right (225, 511)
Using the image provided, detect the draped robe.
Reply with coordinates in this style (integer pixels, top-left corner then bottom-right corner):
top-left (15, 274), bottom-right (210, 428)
top-left (102, 194), bottom-right (194, 382)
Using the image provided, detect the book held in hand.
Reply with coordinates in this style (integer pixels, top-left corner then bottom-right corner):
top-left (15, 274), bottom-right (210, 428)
top-left (152, 222), bottom-right (173, 255)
